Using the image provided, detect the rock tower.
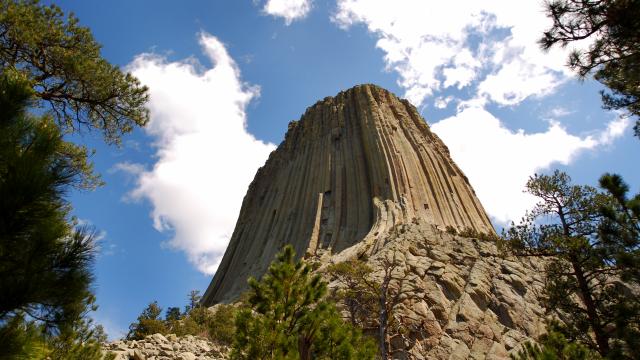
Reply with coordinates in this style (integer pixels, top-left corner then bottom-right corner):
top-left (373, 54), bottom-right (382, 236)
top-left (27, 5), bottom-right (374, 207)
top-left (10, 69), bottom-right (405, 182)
top-left (202, 85), bottom-right (546, 358)
top-left (203, 84), bottom-right (494, 304)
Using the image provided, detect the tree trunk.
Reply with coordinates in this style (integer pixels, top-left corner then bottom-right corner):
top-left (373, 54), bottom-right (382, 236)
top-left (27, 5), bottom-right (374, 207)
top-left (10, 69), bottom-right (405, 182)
top-left (559, 206), bottom-right (610, 356)
top-left (379, 293), bottom-right (388, 360)
top-left (298, 335), bottom-right (312, 360)
top-left (572, 260), bottom-right (610, 356)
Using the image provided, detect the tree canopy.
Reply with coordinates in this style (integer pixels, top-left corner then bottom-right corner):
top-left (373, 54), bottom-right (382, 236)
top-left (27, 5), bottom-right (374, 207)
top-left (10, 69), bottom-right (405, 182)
top-left (232, 245), bottom-right (375, 360)
top-left (540, 0), bottom-right (640, 138)
top-left (0, 72), bottom-right (97, 329)
top-left (0, 70), bottom-right (105, 360)
top-left (327, 254), bottom-right (414, 360)
top-left (0, 0), bottom-right (149, 144)
top-left (504, 170), bottom-right (639, 358)
top-left (0, 2), bottom-right (148, 358)
top-left (126, 301), bottom-right (168, 340)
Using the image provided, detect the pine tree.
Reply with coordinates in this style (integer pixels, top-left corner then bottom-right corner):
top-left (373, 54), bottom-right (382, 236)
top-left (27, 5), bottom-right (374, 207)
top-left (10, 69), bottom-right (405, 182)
top-left (206, 303), bottom-right (236, 347)
top-left (512, 321), bottom-right (600, 360)
top-left (327, 254), bottom-right (415, 360)
top-left (126, 301), bottom-right (168, 340)
top-left (0, 71), bottom-right (106, 360)
top-left (539, 0), bottom-right (640, 138)
top-left (165, 307), bottom-right (182, 322)
top-left (47, 305), bottom-right (112, 360)
top-left (231, 245), bottom-right (375, 360)
top-left (504, 170), bottom-right (639, 358)
top-left (597, 173), bottom-right (640, 354)
top-left (185, 290), bottom-right (202, 314)
top-left (0, 0), bottom-right (149, 145)
top-left (598, 173), bottom-right (640, 283)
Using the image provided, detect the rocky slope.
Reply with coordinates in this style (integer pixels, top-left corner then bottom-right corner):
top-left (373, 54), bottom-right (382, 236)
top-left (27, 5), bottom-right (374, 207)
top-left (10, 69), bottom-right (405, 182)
top-left (323, 220), bottom-right (546, 359)
top-left (203, 84), bottom-right (494, 305)
top-left (103, 333), bottom-right (228, 360)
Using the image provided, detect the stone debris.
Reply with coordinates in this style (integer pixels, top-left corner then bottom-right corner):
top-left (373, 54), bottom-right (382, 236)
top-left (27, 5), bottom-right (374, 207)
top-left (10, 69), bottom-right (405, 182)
top-left (103, 334), bottom-right (228, 360)
top-left (325, 220), bottom-right (547, 359)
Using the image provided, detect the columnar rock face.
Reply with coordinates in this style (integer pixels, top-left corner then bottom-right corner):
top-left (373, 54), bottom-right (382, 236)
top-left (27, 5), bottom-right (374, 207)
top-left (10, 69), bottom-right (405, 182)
top-left (203, 84), bottom-right (494, 305)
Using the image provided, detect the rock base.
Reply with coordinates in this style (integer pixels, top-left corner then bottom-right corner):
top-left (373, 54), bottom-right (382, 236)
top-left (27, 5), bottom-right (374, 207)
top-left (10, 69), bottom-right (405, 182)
top-left (103, 333), bottom-right (228, 360)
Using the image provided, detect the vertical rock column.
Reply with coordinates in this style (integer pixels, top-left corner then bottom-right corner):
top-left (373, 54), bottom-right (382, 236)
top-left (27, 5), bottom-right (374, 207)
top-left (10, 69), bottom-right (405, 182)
top-left (202, 84), bottom-right (494, 305)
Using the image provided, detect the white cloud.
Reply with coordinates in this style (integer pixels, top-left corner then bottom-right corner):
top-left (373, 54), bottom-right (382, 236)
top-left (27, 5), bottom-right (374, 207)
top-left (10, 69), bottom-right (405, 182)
top-left (598, 116), bottom-right (631, 145)
top-left (263, 0), bottom-right (312, 24)
top-left (431, 107), bottom-right (627, 223)
top-left (333, 0), bottom-right (574, 107)
top-left (123, 33), bottom-right (276, 274)
top-left (476, 60), bottom-right (563, 105)
top-left (112, 162), bottom-right (145, 178)
top-left (434, 96), bottom-right (454, 109)
top-left (547, 106), bottom-right (574, 118)
top-left (332, 0), bottom-right (629, 224)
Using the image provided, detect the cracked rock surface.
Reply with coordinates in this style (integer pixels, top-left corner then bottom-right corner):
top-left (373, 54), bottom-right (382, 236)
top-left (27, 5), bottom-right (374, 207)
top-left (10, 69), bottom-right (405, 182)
top-left (327, 220), bottom-right (546, 360)
top-left (103, 333), bottom-right (228, 360)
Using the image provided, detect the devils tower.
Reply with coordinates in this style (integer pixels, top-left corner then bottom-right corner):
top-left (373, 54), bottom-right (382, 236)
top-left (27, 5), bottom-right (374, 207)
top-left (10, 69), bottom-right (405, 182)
top-left (202, 84), bottom-right (546, 358)
top-left (203, 84), bottom-right (494, 304)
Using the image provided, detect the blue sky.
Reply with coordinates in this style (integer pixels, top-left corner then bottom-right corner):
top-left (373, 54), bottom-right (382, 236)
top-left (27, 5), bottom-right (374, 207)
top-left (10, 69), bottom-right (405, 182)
top-left (47, 0), bottom-right (638, 339)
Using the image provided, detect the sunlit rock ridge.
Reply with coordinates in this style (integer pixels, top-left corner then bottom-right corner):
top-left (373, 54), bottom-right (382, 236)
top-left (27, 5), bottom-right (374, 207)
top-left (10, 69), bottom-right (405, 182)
top-left (203, 84), bottom-right (494, 304)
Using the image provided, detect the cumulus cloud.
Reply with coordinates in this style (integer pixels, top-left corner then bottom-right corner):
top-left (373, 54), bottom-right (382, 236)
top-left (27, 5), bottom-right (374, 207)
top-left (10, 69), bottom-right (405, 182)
top-left (431, 108), bottom-right (628, 223)
top-left (597, 116), bottom-right (631, 145)
top-left (333, 0), bottom-right (574, 107)
top-left (332, 1), bottom-right (629, 224)
top-left (263, 0), bottom-right (313, 24)
top-left (434, 96), bottom-right (454, 109)
top-left (123, 33), bottom-right (276, 274)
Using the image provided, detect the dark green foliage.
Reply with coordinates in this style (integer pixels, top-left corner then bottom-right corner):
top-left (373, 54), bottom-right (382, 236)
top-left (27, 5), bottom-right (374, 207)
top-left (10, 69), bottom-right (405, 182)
top-left (231, 245), bottom-right (375, 360)
top-left (47, 314), bottom-right (113, 360)
top-left (504, 170), bottom-right (639, 358)
top-left (512, 321), bottom-right (600, 360)
top-left (0, 3), bottom-right (140, 358)
top-left (0, 0), bottom-right (149, 144)
top-left (0, 71), bottom-right (97, 337)
top-left (165, 307), bottom-right (182, 322)
top-left (445, 225), bottom-right (458, 235)
top-left (598, 173), bottom-right (640, 283)
top-left (127, 292), bottom-right (237, 346)
top-left (0, 314), bottom-right (47, 359)
top-left (539, 0), bottom-right (640, 138)
top-left (458, 226), bottom-right (500, 242)
top-left (206, 304), bottom-right (236, 347)
top-left (310, 311), bottom-right (375, 360)
top-left (597, 173), bottom-right (640, 355)
top-left (126, 301), bottom-right (168, 340)
top-left (0, 311), bottom-right (113, 360)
